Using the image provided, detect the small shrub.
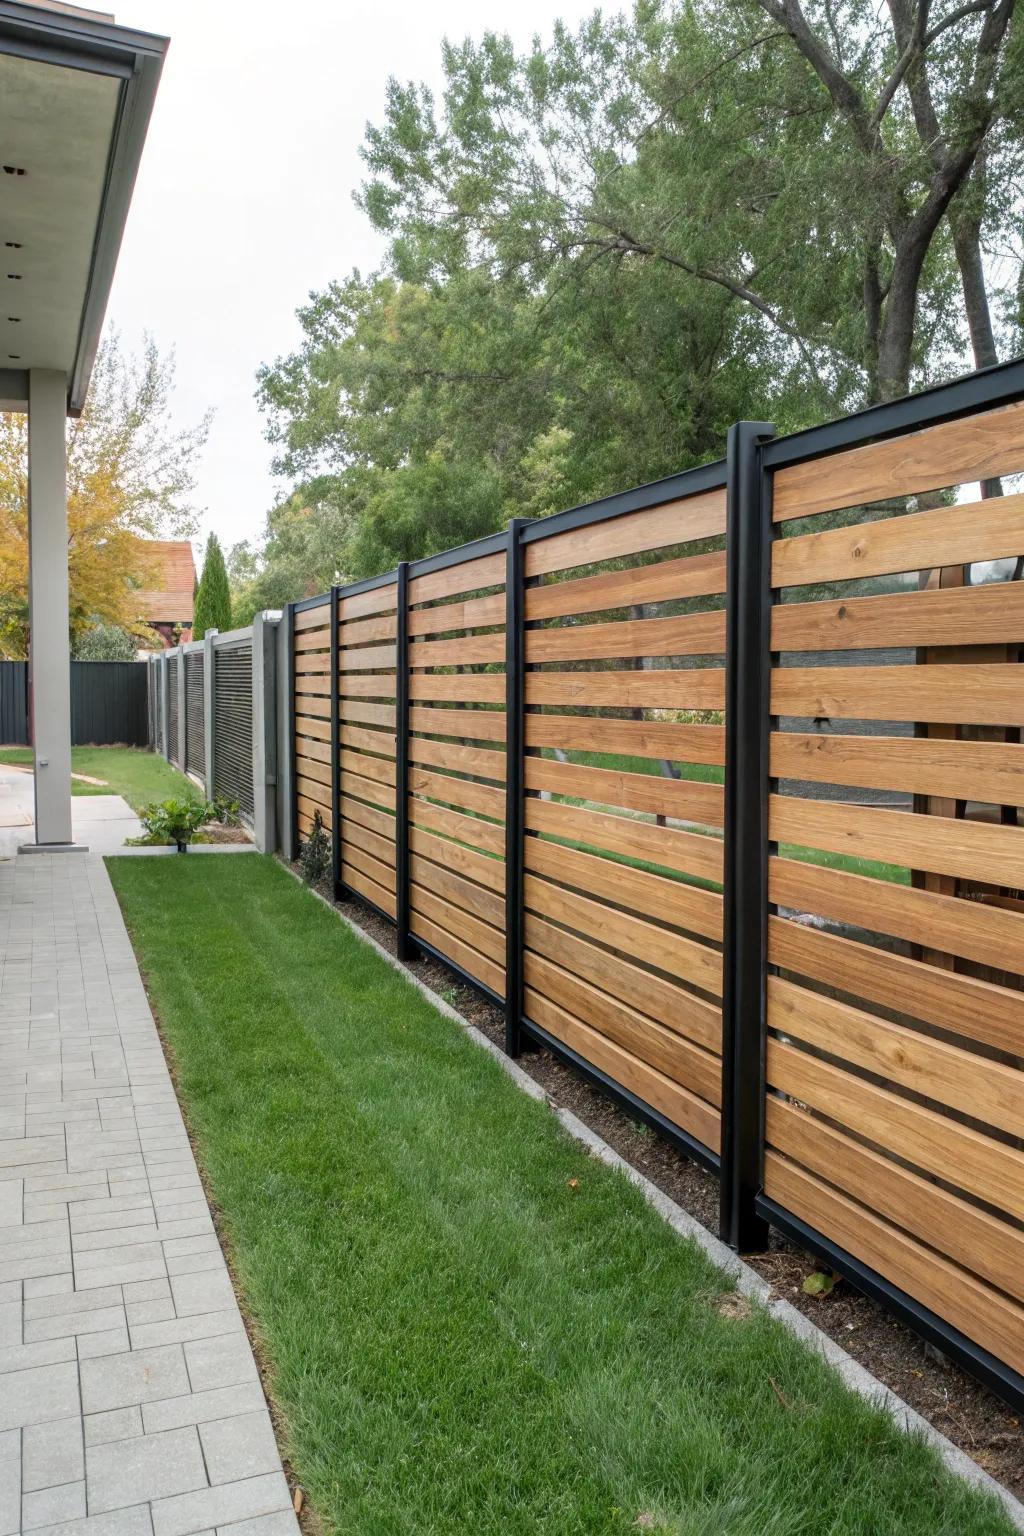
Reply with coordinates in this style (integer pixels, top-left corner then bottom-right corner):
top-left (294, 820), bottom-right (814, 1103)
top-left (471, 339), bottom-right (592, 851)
top-left (211, 793), bottom-right (241, 826)
top-left (299, 810), bottom-right (331, 885)
top-left (136, 797), bottom-right (215, 852)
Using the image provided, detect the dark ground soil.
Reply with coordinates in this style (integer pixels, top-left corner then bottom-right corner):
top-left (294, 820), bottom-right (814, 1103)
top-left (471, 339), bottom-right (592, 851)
top-left (298, 866), bottom-right (1024, 1502)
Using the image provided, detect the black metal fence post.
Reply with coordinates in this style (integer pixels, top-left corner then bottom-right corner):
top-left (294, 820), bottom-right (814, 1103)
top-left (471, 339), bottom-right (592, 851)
top-left (504, 519), bottom-right (526, 1057)
top-left (330, 585), bottom-right (343, 901)
top-left (720, 420), bottom-right (775, 1252)
top-left (395, 562), bottom-right (415, 960)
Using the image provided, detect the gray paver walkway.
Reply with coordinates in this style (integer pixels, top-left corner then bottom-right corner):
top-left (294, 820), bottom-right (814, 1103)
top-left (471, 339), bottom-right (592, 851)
top-left (0, 852), bottom-right (300, 1536)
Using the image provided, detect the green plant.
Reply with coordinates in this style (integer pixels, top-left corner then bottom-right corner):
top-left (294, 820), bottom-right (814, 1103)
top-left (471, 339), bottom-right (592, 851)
top-left (299, 809), bottom-right (330, 885)
top-left (193, 533), bottom-right (232, 640)
top-left (137, 796), bottom-right (215, 852)
top-left (212, 793), bottom-right (241, 826)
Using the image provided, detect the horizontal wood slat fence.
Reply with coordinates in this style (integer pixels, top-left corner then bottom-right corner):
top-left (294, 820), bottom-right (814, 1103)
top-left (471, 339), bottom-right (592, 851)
top-left (285, 358), bottom-right (1024, 1410)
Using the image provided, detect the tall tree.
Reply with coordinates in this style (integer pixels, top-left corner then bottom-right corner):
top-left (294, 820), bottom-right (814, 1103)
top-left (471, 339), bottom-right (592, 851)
top-left (0, 331), bottom-right (209, 659)
top-left (193, 534), bottom-right (232, 640)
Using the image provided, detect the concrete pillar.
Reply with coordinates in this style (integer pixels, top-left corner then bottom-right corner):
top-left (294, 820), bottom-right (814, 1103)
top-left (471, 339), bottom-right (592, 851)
top-left (203, 630), bottom-right (217, 800)
top-left (252, 612), bottom-right (279, 853)
top-left (25, 369), bottom-right (77, 849)
top-left (160, 653), bottom-right (171, 763)
top-left (176, 646), bottom-right (187, 767)
top-left (276, 606), bottom-right (295, 862)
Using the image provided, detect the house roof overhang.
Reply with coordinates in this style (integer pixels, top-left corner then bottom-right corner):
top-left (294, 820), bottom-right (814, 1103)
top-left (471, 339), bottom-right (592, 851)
top-left (0, 1), bottom-right (167, 416)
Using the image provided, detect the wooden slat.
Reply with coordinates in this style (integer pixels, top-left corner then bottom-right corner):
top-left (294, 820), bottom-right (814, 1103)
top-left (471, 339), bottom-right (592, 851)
top-left (339, 674), bottom-right (397, 698)
top-left (772, 400), bottom-right (1024, 521)
top-left (339, 700), bottom-right (397, 729)
top-left (296, 775), bottom-right (331, 811)
top-left (297, 793), bottom-right (331, 829)
top-left (294, 604), bottom-right (330, 632)
top-left (524, 914), bottom-right (721, 1053)
top-left (767, 1038), bottom-right (1024, 1221)
top-left (410, 911), bottom-right (504, 994)
top-left (772, 580), bottom-right (1024, 651)
top-left (525, 668), bottom-right (725, 710)
top-left (409, 706), bottom-right (506, 742)
top-left (295, 736), bottom-right (330, 766)
top-left (338, 613), bottom-right (397, 644)
top-left (408, 554), bottom-right (506, 604)
top-left (409, 633), bottom-right (504, 667)
top-left (766, 1097), bottom-right (1024, 1306)
top-left (342, 839), bottom-right (397, 893)
top-left (526, 757), bottom-right (724, 825)
top-left (340, 748), bottom-right (395, 787)
top-left (763, 1151), bottom-right (1024, 1376)
top-left (774, 493), bottom-right (1024, 586)
top-left (525, 876), bottom-right (722, 996)
top-left (526, 837), bottom-right (722, 941)
top-left (340, 725), bottom-right (396, 758)
top-left (772, 663), bottom-right (1024, 727)
top-left (526, 611), bottom-right (725, 663)
top-left (407, 591), bottom-right (505, 636)
top-left (294, 655), bottom-right (333, 677)
top-left (295, 678), bottom-right (330, 698)
top-left (409, 767), bottom-right (504, 819)
top-left (525, 715), bottom-right (724, 765)
top-left (295, 693), bottom-right (331, 721)
top-left (342, 860), bottom-right (397, 918)
top-left (770, 856), bottom-right (1024, 976)
top-left (409, 738), bottom-right (506, 782)
top-left (294, 755), bottom-right (330, 788)
top-left (768, 914), bottom-right (1024, 1057)
top-left (526, 797), bottom-right (723, 884)
top-left (338, 583), bottom-right (397, 620)
top-left (526, 951), bottom-right (720, 1104)
top-left (408, 797), bottom-right (505, 857)
top-left (409, 824), bottom-right (504, 890)
top-left (411, 884), bottom-right (504, 963)
top-left (342, 819), bottom-right (396, 870)
top-left (770, 794), bottom-right (1024, 888)
top-left (524, 491), bottom-right (727, 579)
top-left (770, 732), bottom-right (1024, 806)
top-left (525, 988), bottom-right (720, 1151)
top-left (339, 769), bottom-right (395, 812)
top-left (409, 673), bottom-right (505, 704)
top-left (339, 643), bottom-right (397, 672)
top-left (294, 631), bottom-right (332, 654)
top-left (298, 806), bottom-right (330, 837)
top-left (294, 714), bottom-right (331, 742)
top-left (340, 795), bottom-right (395, 842)
top-left (769, 975), bottom-right (1022, 1137)
top-left (525, 551), bottom-right (727, 622)
top-left (410, 853), bottom-right (505, 929)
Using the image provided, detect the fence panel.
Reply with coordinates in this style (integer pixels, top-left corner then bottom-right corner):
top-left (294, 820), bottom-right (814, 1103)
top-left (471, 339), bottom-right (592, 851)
top-left (167, 654), bottom-right (179, 764)
top-left (293, 599), bottom-right (332, 841)
top-left (336, 581), bottom-right (400, 918)
top-left (213, 639), bottom-right (254, 818)
top-left (760, 392), bottom-right (1024, 1390)
top-left (0, 662), bottom-right (28, 744)
top-left (185, 650), bottom-right (205, 779)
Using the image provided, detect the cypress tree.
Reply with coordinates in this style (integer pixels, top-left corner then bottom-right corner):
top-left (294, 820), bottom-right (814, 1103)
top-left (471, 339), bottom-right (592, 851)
top-left (193, 534), bottom-right (231, 640)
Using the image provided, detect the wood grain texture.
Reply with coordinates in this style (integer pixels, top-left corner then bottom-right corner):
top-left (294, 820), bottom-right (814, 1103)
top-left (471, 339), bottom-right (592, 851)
top-left (525, 875), bottom-right (722, 996)
top-left (409, 823), bottom-right (505, 890)
top-left (524, 491), bottom-right (726, 578)
top-left (769, 856), bottom-right (1024, 976)
top-left (525, 987), bottom-right (720, 1151)
top-left (526, 951), bottom-right (719, 1103)
top-left (769, 974), bottom-right (1023, 1137)
top-left (772, 580), bottom-right (1024, 651)
top-left (767, 1038), bottom-right (1024, 1221)
top-left (411, 883), bottom-right (505, 963)
top-left (339, 700), bottom-right (398, 729)
top-left (526, 756), bottom-right (725, 825)
top-left (294, 713), bottom-right (331, 741)
top-left (526, 796), bottom-right (724, 883)
top-left (342, 860), bottom-right (397, 918)
top-left (338, 643), bottom-right (398, 672)
top-left (410, 911), bottom-right (505, 994)
top-left (409, 705), bottom-right (507, 741)
top-left (771, 400), bottom-right (1024, 521)
top-left (409, 673), bottom-right (505, 704)
top-left (294, 655), bottom-right (332, 675)
top-left (340, 748), bottom-right (396, 787)
top-left (525, 836), bottom-right (722, 940)
top-left (769, 912), bottom-right (1024, 1058)
top-left (340, 724), bottom-right (397, 758)
top-left (339, 674), bottom-right (398, 698)
top-left (294, 630), bottom-right (332, 653)
top-left (339, 769), bottom-right (396, 812)
top-left (525, 551), bottom-right (727, 621)
top-left (294, 604), bottom-right (330, 632)
top-left (298, 802), bottom-right (331, 834)
top-left (409, 633), bottom-right (505, 668)
top-left (295, 735), bottom-right (331, 765)
top-left (296, 776), bottom-right (331, 812)
top-left (340, 794), bottom-right (395, 842)
top-left (408, 797), bottom-right (506, 857)
top-left (294, 693), bottom-right (330, 720)
top-left (338, 613), bottom-right (397, 645)
top-left (766, 1097), bottom-right (1024, 1305)
top-left (770, 794), bottom-right (1024, 887)
top-left (294, 755), bottom-right (330, 788)
top-left (408, 554), bottom-right (505, 604)
top-left (771, 663), bottom-right (1024, 727)
top-left (524, 913), bottom-right (721, 1052)
top-left (525, 714), bottom-right (724, 764)
top-left (763, 1150), bottom-right (1024, 1375)
top-left (770, 731), bottom-right (1024, 805)
top-left (409, 737), bottom-right (506, 782)
top-left (526, 611), bottom-right (725, 663)
top-left (338, 584), bottom-right (397, 620)
top-left (342, 838), bottom-right (397, 893)
top-left (410, 852), bottom-right (506, 929)
top-left (525, 668), bottom-right (725, 710)
top-left (409, 766), bottom-right (504, 819)
top-left (407, 592), bottom-right (505, 636)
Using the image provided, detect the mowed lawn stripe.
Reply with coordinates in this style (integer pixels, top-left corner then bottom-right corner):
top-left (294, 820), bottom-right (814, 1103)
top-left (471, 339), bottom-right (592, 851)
top-left (106, 854), bottom-right (1013, 1536)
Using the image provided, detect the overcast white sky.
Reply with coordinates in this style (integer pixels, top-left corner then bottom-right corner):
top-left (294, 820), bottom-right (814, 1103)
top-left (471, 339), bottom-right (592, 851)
top-left (105, 0), bottom-right (598, 565)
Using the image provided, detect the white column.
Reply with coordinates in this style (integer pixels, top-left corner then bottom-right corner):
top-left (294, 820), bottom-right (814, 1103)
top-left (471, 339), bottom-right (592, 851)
top-left (26, 369), bottom-right (74, 847)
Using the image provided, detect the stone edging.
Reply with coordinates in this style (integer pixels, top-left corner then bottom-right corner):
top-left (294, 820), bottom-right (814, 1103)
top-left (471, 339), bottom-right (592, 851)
top-left (282, 860), bottom-right (1024, 1532)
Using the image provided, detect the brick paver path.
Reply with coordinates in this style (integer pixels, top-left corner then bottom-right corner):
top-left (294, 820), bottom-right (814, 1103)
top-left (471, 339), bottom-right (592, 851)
top-left (0, 854), bottom-right (301, 1536)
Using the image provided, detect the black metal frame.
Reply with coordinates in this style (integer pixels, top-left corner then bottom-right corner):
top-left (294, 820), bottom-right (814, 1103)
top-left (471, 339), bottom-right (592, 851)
top-left (394, 563), bottom-right (414, 961)
top-left (329, 585), bottom-right (343, 901)
top-left (719, 422), bottom-right (775, 1252)
top-left (504, 521), bottom-right (526, 1056)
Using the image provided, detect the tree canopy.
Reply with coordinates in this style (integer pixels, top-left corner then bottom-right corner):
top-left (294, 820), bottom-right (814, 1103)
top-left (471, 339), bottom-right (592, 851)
top-left (249, 0), bottom-right (1022, 593)
top-left (193, 533), bottom-right (232, 640)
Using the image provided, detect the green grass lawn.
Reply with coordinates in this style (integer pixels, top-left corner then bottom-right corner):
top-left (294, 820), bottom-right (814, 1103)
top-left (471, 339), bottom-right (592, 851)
top-left (107, 854), bottom-right (1009, 1536)
top-left (0, 746), bottom-right (195, 811)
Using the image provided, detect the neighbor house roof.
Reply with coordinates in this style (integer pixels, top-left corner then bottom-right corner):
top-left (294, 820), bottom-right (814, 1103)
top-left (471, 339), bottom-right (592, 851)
top-left (134, 540), bottom-right (196, 625)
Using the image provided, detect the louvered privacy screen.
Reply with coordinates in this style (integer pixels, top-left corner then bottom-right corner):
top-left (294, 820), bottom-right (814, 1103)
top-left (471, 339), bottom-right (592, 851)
top-left (185, 650), bottom-right (205, 779)
top-left (286, 359), bottom-right (1024, 1410)
top-left (154, 662), bottom-right (164, 755)
top-left (213, 640), bottom-right (253, 818)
